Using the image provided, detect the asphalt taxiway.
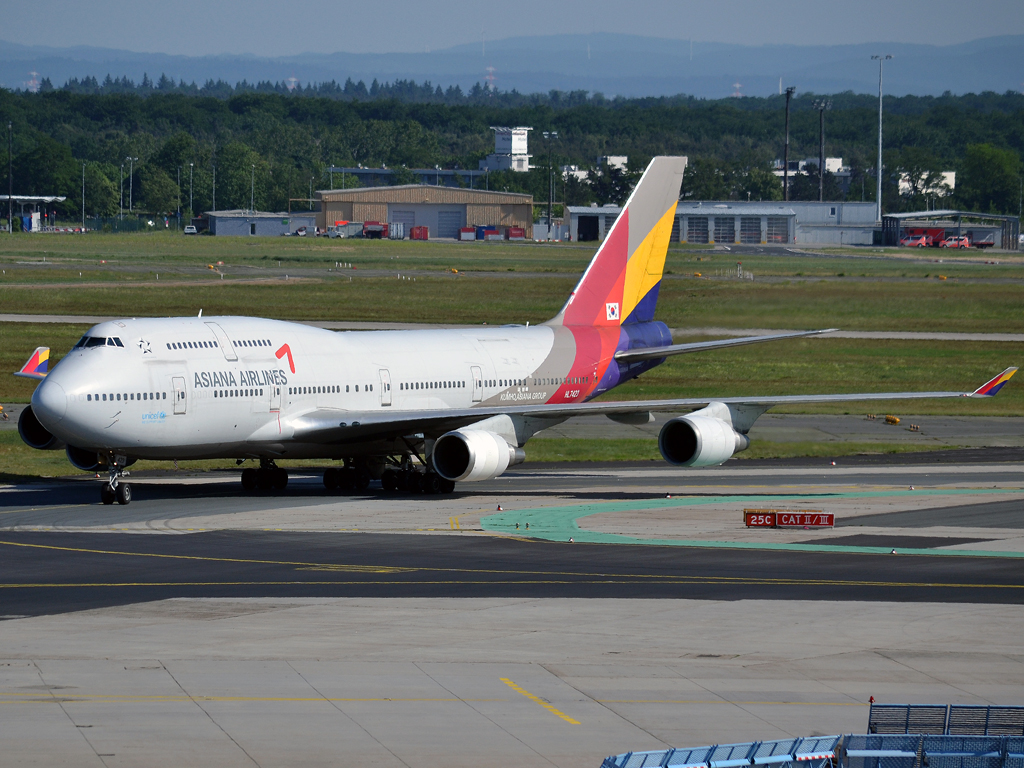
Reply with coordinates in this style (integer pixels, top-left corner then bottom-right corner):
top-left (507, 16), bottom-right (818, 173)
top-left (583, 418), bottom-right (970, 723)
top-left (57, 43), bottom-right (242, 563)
top-left (2, 453), bottom-right (1023, 768)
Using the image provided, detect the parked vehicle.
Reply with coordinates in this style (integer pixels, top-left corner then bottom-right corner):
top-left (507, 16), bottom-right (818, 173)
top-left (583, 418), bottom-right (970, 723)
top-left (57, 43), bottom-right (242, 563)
top-left (183, 225), bottom-right (198, 235)
top-left (900, 234), bottom-right (931, 247)
top-left (973, 234), bottom-right (996, 249)
top-left (941, 236), bottom-right (971, 249)
top-left (363, 221), bottom-right (388, 239)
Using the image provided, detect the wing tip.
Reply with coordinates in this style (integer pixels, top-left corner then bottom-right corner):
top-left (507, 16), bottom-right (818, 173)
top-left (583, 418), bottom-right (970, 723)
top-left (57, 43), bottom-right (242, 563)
top-left (14, 346), bottom-right (50, 379)
top-left (971, 366), bottom-right (1018, 397)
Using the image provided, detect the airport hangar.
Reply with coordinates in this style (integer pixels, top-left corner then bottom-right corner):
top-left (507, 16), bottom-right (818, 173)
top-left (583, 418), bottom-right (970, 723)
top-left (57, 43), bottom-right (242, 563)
top-left (315, 185), bottom-right (534, 239)
top-left (567, 200), bottom-right (879, 245)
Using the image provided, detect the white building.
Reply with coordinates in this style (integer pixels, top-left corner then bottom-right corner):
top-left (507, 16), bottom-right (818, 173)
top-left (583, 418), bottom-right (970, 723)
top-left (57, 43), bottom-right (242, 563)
top-left (479, 127), bottom-right (533, 173)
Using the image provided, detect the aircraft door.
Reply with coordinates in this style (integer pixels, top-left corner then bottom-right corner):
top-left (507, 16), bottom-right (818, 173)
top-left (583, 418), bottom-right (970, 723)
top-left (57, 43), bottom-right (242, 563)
top-left (270, 384), bottom-right (282, 412)
top-left (172, 376), bottom-right (187, 414)
top-left (471, 366), bottom-right (482, 402)
top-left (378, 369), bottom-right (392, 406)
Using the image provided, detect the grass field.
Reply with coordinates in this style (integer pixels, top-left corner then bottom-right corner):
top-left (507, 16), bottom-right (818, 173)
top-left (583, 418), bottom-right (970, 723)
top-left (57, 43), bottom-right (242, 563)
top-left (0, 231), bottom-right (1021, 279)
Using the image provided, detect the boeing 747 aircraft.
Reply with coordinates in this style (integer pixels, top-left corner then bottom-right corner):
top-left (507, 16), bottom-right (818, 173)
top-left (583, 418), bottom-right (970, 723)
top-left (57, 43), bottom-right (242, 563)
top-left (17, 157), bottom-right (1017, 504)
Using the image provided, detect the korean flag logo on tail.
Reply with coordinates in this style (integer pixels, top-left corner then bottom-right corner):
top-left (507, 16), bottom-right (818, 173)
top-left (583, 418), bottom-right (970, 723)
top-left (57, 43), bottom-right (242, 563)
top-left (606, 302), bottom-right (620, 322)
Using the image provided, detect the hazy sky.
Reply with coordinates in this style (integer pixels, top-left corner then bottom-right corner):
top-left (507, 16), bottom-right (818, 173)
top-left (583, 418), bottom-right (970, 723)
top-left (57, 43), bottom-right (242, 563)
top-left (5, 0), bottom-right (1022, 56)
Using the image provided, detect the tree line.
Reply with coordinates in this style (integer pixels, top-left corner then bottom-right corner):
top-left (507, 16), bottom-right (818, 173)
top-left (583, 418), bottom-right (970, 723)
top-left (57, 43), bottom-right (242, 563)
top-left (0, 86), bottom-right (1020, 222)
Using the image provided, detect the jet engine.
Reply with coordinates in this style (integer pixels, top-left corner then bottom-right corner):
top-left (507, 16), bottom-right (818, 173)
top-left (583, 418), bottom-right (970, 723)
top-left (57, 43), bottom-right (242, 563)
top-left (18, 406), bottom-right (64, 450)
top-left (66, 445), bottom-right (105, 472)
top-left (432, 429), bottom-right (526, 482)
top-left (658, 414), bottom-right (750, 467)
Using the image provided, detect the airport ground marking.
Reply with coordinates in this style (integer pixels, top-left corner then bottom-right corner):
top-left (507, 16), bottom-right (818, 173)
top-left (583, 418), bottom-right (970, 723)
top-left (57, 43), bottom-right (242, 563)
top-left (501, 678), bottom-right (580, 724)
top-left (480, 488), bottom-right (1024, 558)
top-left (449, 516), bottom-right (461, 530)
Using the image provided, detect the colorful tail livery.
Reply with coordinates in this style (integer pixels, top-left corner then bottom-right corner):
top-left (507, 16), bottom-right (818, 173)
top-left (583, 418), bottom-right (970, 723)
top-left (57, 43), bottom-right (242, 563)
top-left (551, 156), bottom-right (686, 328)
top-left (971, 367), bottom-right (1017, 397)
top-left (14, 347), bottom-right (50, 379)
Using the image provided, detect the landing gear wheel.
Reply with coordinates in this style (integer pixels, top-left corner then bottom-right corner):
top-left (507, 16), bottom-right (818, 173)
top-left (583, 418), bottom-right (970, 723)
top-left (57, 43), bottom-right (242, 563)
top-left (354, 467), bottom-right (371, 492)
top-left (337, 468), bottom-right (355, 493)
top-left (381, 470), bottom-right (398, 492)
top-left (256, 468), bottom-right (273, 490)
top-left (241, 467), bottom-right (257, 491)
top-left (422, 473), bottom-right (441, 495)
top-left (323, 467), bottom-right (338, 490)
top-left (405, 471), bottom-right (422, 494)
top-left (438, 478), bottom-right (456, 494)
top-left (100, 484), bottom-right (116, 505)
top-left (272, 468), bottom-right (288, 490)
top-left (115, 483), bottom-right (132, 505)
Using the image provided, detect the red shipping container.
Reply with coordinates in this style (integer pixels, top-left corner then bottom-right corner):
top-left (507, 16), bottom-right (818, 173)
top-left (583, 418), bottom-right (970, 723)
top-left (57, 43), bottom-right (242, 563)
top-left (410, 226), bottom-right (429, 241)
top-left (506, 226), bottom-right (526, 240)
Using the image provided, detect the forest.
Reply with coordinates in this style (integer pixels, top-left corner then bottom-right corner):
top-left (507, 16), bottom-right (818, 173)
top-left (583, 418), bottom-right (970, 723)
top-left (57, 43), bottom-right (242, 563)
top-left (1, 78), bottom-right (1021, 222)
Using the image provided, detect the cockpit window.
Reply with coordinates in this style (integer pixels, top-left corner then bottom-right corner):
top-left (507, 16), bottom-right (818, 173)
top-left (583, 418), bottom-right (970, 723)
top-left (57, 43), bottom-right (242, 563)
top-left (75, 336), bottom-right (123, 348)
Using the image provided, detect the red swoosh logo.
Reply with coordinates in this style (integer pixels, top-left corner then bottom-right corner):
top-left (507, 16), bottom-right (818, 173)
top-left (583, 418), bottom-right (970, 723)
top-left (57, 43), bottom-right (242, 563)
top-left (275, 343), bottom-right (295, 373)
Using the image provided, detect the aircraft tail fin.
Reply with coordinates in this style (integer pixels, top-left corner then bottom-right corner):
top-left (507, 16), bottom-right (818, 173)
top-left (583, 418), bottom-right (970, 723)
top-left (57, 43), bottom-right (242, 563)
top-left (548, 156), bottom-right (686, 327)
top-left (14, 347), bottom-right (50, 380)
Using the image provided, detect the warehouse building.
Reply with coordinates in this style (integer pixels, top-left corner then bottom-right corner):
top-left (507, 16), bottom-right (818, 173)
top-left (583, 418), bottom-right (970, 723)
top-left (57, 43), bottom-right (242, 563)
top-left (566, 200), bottom-right (877, 245)
top-left (315, 186), bottom-right (533, 239)
top-left (205, 210), bottom-right (317, 236)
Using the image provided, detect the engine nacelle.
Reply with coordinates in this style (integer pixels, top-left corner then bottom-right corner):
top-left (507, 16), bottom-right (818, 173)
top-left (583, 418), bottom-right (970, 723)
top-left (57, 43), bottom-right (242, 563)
top-left (658, 414), bottom-right (750, 467)
top-left (432, 429), bottom-right (525, 482)
top-left (18, 405), bottom-right (64, 450)
top-left (66, 445), bottom-right (105, 472)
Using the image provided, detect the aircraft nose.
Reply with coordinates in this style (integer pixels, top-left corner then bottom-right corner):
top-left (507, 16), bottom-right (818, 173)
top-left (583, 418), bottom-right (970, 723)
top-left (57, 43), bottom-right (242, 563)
top-left (32, 379), bottom-right (67, 425)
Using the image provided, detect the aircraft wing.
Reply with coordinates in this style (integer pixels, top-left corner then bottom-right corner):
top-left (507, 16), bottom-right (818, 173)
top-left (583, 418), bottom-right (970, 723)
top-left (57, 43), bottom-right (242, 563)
top-left (614, 328), bottom-right (837, 363)
top-left (288, 367), bottom-right (1017, 445)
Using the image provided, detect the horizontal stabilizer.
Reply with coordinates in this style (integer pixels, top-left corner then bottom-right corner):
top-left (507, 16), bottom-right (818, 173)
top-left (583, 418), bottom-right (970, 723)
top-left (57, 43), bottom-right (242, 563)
top-left (13, 347), bottom-right (50, 380)
top-left (614, 328), bottom-right (837, 363)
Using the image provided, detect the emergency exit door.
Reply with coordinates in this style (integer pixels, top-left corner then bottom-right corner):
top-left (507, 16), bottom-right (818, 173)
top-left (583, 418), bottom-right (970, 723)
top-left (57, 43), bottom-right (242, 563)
top-left (172, 376), bottom-right (187, 414)
top-left (379, 369), bottom-right (392, 406)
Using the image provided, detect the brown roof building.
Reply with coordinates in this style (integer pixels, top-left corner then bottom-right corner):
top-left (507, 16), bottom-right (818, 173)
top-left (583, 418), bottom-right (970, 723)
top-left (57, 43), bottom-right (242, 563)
top-left (315, 185), bottom-right (533, 239)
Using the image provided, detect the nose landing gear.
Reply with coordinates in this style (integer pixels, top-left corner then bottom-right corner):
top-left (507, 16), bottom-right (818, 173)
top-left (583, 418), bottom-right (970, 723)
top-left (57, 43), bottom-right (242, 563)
top-left (101, 455), bottom-right (132, 505)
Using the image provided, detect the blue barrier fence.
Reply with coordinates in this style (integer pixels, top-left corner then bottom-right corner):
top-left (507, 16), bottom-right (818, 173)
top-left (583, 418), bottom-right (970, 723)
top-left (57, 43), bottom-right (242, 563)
top-left (869, 706), bottom-right (1024, 737)
top-left (603, 735), bottom-right (1024, 768)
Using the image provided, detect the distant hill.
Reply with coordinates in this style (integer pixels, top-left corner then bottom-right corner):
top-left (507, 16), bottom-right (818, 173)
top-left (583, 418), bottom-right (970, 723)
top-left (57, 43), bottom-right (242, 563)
top-left (1, 33), bottom-right (1023, 98)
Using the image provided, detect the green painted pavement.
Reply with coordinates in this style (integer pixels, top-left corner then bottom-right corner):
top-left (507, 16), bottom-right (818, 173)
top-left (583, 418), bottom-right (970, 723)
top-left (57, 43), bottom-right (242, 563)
top-left (479, 488), bottom-right (1024, 558)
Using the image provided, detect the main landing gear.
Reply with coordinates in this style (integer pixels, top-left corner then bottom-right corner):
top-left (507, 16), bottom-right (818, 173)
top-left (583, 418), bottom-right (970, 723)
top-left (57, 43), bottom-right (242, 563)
top-left (379, 468), bottom-right (454, 495)
top-left (100, 455), bottom-right (132, 505)
top-left (241, 460), bottom-right (288, 492)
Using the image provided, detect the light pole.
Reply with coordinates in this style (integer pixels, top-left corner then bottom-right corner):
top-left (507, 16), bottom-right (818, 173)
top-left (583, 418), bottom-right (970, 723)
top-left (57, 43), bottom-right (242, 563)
top-left (309, 176), bottom-right (314, 210)
top-left (783, 87), bottom-right (795, 201)
top-left (542, 131), bottom-right (558, 239)
top-left (812, 99), bottom-right (832, 202)
top-left (126, 156), bottom-right (138, 213)
top-left (7, 121), bottom-right (12, 234)
top-left (872, 54), bottom-right (893, 222)
top-left (212, 164), bottom-right (216, 213)
top-left (119, 163), bottom-right (124, 220)
top-left (176, 166), bottom-right (181, 224)
top-left (250, 164), bottom-right (255, 213)
top-left (81, 162), bottom-right (86, 228)
top-left (189, 162), bottom-right (194, 217)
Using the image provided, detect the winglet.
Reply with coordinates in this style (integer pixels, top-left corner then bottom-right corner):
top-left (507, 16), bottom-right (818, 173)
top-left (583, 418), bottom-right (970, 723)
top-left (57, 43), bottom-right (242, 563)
top-left (14, 347), bottom-right (50, 380)
top-left (970, 367), bottom-right (1017, 397)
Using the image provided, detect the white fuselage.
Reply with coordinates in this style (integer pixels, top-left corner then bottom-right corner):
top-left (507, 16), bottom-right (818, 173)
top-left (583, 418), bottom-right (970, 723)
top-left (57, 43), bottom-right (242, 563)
top-left (32, 316), bottom-right (589, 461)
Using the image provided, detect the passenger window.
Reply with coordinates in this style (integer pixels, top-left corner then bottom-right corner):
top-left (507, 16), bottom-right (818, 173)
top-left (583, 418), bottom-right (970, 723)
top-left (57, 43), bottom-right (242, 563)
top-left (87, 394), bottom-right (92, 401)
top-left (346, 385), bottom-right (349, 392)
top-left (355, 385), bottom-right (359, 392)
